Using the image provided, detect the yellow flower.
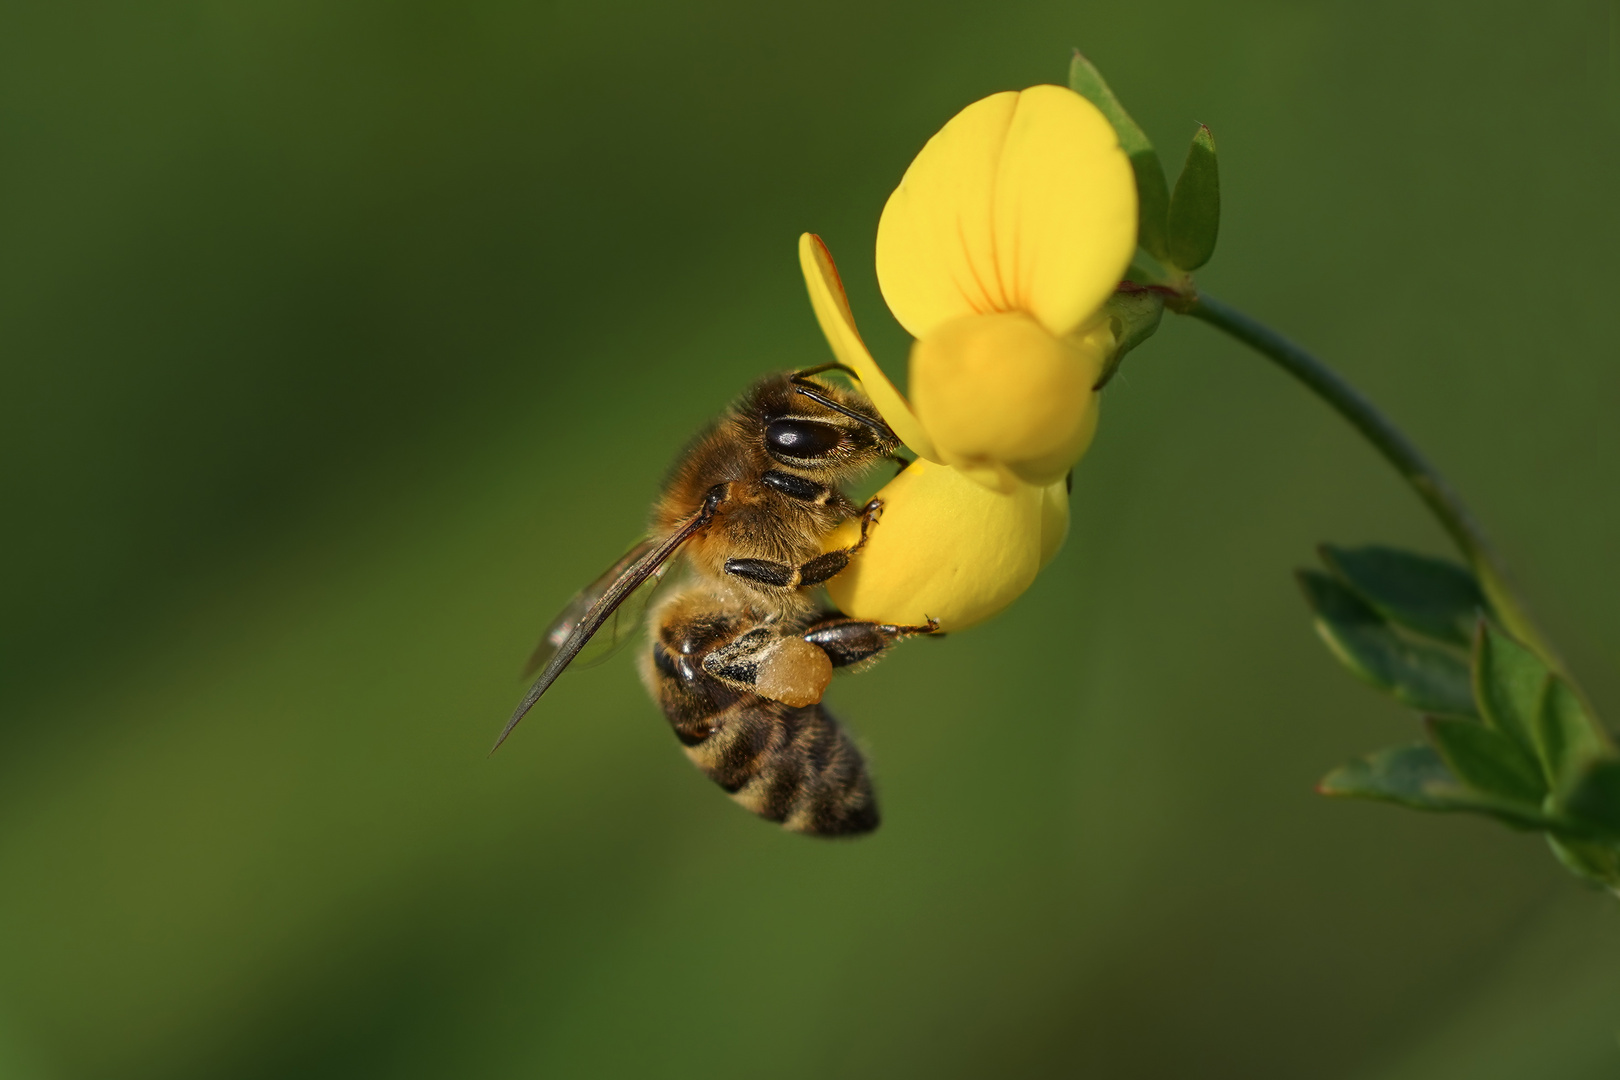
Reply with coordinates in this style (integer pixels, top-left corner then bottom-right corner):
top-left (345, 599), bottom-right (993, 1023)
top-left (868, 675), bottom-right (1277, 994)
top-left (801, 85), bottom-right (1136, 629)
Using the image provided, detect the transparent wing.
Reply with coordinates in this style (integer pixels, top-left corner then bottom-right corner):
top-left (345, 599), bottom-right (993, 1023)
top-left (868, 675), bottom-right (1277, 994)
top-left (492, 484), bottom-right (726, 753)
top-left (523, 538), bottom-right (666, 678)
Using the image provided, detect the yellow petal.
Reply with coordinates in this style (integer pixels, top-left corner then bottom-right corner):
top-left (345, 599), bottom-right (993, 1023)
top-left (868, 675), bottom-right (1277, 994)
top-left (1039, 477), bottom-right (1070, 568)
top-left (1007, 318), bottom-right (1111, 487)
top-left (822, 459), bottom-right (1047, 631)
top-left (875, 85), bottom-right (1137, 340)
top-left (797, 233), bottom-right (939, 461)
top-left (909, 312), bottom-right (1103, 490)
top-left (944, 458), bottom-right (1023, 495)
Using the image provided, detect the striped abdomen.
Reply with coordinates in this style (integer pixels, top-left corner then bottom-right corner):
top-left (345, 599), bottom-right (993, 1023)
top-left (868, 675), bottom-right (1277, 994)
top-left (646, 638), bottom-right (879, 837)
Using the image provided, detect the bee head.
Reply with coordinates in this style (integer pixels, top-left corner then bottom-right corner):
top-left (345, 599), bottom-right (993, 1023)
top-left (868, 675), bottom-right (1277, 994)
top-left (755, 370), bottom-right (898, 470)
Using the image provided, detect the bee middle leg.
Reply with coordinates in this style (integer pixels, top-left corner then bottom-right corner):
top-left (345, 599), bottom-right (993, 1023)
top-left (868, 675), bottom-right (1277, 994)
top-left (801, 613), bottom-right (940, 672)
top-left (722, 499), bottom-right (884, 590)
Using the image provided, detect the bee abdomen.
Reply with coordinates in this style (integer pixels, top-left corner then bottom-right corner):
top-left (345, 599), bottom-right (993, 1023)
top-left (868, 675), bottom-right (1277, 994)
top-left (685, 700), bottom-right (879, 837)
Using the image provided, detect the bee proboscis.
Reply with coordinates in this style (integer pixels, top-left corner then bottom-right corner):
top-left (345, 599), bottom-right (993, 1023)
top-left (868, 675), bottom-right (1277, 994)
top-left (494, 366), bottom-right (939, 837)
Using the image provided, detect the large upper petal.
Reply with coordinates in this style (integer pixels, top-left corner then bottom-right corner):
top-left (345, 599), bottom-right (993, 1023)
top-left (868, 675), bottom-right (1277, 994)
top-left (798, 233), bottom-right (939, 461)
top-left (875, 85), bottom-right (1137, 340)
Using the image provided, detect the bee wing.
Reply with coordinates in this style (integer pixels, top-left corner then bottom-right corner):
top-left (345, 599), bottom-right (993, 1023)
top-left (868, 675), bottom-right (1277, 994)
top-left (522, 538), bottom-right (664, 678)
top-left (491, 486), bottom-right (726, 753)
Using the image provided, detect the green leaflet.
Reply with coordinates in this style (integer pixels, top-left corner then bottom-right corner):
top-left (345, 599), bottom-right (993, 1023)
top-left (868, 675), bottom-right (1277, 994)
top-left (1471, 622), bottom-right (1546, 757)
top-left (1563, 759), bottom-right (1620, 840)
top-left (1068, 51), bottom-right (1171, 265)
top-left (1297, 570), bottom-right (1476, 717)
top-left (1167, 124), bottom-right (1219, 271)
top-left (1425, 716), bottom-right (1547, 808)
top-left (1318, 743), bottom-right (1462, 810)
top-left (1319, 544), bottom-right (1485, 647)
top-left (1535, 676), bottom-right (1612, 793)
top-left (1319, 743), bottom-right (1553, 831)
top-left (1547, 835), bottom-right (1620, 889)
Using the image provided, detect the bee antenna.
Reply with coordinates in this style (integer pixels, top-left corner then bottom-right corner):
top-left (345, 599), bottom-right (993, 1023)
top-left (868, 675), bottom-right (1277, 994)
top-left (789, 374), bottom-right (897, 442)
top-left (791, 362), bottom-right (859, 382)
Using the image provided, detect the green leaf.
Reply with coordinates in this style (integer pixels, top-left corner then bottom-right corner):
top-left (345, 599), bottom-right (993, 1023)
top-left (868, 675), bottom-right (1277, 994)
top-left (1068, 51), bottom-right (1170, 262)
top-left (1563, 758), bottom-right (1620, 839)
top-left (1297, 570), bottom-right (1477, 716)
top-left (1535, 676), bottom-right (1612, 792)
top-left (1472, 622), bottom-right (1547, 756)
top-left (1319, 544), bottom-right (1485, 647)
top-left (1167, 124), bottom-right (1219, 271)
top-left (1426, 716), bottom-right (1547, 807)
top-left (1320, 743), bottom-right (1554, 830)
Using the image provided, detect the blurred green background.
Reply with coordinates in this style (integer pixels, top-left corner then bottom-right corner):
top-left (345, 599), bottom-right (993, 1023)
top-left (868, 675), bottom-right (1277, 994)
top-left (4, 1), bottom-right (1619, 1077)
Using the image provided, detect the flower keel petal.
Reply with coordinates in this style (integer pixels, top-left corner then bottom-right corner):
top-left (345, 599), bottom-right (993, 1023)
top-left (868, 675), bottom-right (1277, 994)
top-left (823, 459), bottom-right (1046, 631)
top-left (909, 312), bottom-right (1103, 490)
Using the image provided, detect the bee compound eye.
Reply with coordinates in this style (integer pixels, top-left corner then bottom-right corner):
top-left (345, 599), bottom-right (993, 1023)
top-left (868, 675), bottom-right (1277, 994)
top-left (765, 419), bottom-right (844, 460)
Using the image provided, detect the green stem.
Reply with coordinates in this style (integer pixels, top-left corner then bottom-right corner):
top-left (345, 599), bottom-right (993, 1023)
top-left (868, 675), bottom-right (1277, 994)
top-left (1185, 293), bottom-right (1562, 670)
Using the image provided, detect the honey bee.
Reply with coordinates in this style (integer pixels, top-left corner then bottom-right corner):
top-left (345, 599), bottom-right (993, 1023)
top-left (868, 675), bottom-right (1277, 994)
top-left (494, 365), bottom-right (939, 837)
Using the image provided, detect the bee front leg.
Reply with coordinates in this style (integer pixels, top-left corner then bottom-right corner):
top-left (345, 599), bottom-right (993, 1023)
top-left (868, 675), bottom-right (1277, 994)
top-left (801, 614), bottom-right (941, 672)
top-left (722, 499), bottom-right (885, 590)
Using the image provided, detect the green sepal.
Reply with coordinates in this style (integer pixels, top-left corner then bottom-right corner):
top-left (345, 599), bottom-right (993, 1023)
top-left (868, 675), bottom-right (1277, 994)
top-left (1319, 743), bottom-right (1554, 830)
top-left (1535, 676), bottom-right (1612, 793)
top-left (1319, 544), bottom-right (1486, 647)
top-left (1093, 290), bottom-right (1164, 390)
top-left (1471, 622), bottom-right (1547, 757)
top-left (1425, 716), bottom-right (1547, 808)
top-left (1297, 570), bottom-right (1476, 716)
top-left (1167, 124), bottom-right (1219, 271)
top-left (1068, 51), bottom-right (1171, 263)
top-left (1562, 758), bottom-right (1620, 840)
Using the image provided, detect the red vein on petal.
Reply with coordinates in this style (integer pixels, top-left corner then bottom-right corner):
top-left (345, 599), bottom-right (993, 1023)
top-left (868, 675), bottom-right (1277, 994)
top-left (985, 98), bottom-right (1015, 312)
top-left (954, 216), bottom-right (996, 317)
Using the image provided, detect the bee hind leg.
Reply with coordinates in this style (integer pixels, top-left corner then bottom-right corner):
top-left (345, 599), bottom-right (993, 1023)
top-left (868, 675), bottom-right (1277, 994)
top-left (701, 627), bottom-right (834, 708)
top-left (801, 614), bottom-right (941, 672)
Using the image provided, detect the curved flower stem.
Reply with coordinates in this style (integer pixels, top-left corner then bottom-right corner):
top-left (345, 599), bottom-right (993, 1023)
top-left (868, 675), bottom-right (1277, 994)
top-left (1185, 292), bottom-right (1564, 672)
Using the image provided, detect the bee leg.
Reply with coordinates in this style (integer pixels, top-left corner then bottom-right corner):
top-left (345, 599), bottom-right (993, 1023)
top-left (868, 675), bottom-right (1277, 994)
top-left (700, 627), bottom-right (833, 708)
top-left (852, 497), bottom-right (883, 548)
top-left (759, 471), bottom-right (866, 519)
top-left (722, 498), bottom-right (886, 591)
top-left (760, 470), bottom-right (836, 506)
top-left (724, 549), bottom-right (850, 589)
top-left (722, 558), bottom-right (799, 588)
top-left (791, 498), bottom-right (884, 581)
top-left (801, 614), bottom-right (941, 671)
